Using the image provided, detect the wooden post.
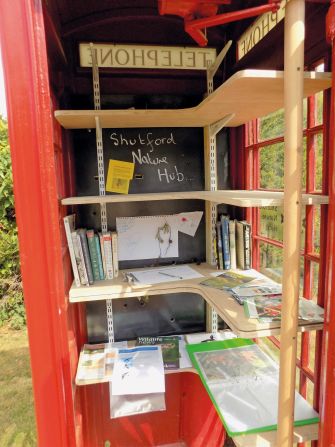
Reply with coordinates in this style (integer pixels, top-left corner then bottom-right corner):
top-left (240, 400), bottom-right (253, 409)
top-left (277, 0), bottom-right (305, 445)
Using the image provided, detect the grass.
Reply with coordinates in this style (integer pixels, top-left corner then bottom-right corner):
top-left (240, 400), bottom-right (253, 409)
top-left (0, 326), bottom-right (37, 447)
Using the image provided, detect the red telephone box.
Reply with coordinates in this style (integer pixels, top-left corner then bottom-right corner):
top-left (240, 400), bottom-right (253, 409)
top-left (1, 1), bottom-right (335, 446)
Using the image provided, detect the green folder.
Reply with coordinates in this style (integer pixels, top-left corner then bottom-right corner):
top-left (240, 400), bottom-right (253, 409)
top-left (186, 339), bottom-right (319, 437)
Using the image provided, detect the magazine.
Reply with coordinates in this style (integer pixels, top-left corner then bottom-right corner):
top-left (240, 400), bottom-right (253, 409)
top-left (231, 280), bottom-right (282, 304)
top-left (136, 336), bottom-right (180, 369)
top-left (244, 295), bottom-right (324, 323)
top-left (200, 271), bottom-right (256, 290)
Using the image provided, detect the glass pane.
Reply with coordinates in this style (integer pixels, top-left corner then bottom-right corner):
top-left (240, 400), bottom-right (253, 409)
top-left (315, 62), bottom-right (325, 125)
top-left (312, 262), bottom-right (319, 300)
top-left (313, 206), bottom-right (321, 254)
top-left (303, 97), bottom-right (307, 129)
top-left (315, 133), bottom-right (323, 191)
top-left (315, 91), bottom-right (324, 125)
top-left (260, 142), bottom-right (284, 189)
top-left (259, 242), bottom-right (283, 282)
top-left (301, 206), bottom-right (306, 252)
top-left (300, 256), bottom-right (305, 296)
top-left (260, 207), bottom-right (283, 242)
top-left (306, 379), bottom-right (314, 406)
top-left (308, 331), bottom-right (316, 373)
top-left (257, 338), bottom-right (280, 363)
top-left (303, 136), bottom-right (307, 191)
top-left (259, 108), bottom-right (284, 140)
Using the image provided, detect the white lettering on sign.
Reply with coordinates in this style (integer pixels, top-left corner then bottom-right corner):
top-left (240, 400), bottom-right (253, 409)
top-left (108, 131), bottom-right (188, 185)
top-left (79, 43), bottom-right (216, 70)
top-left (237, 0), bottom-right (287, 61)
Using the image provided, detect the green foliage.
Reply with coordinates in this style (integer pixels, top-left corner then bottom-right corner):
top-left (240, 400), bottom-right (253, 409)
top-left (0, 116), bottom-right (25, 328)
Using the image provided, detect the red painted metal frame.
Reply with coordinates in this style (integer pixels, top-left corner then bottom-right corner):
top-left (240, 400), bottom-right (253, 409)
top-left (318, 3), bottom-right (335, 446)
top-left (0, 1), bottom-right (77, 446)
top-left (160, 0), bottom-right (281, 46)
top-left (245, 57), bottom-right (329, 446)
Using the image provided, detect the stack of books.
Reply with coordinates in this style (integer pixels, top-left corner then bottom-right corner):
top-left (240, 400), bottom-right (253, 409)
top-left (63, 214), bottom-right (119, 287)
top-left (215, 215), bottom-right (251, 270)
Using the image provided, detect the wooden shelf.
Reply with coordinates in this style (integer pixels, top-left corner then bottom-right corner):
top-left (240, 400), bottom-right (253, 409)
top-left (232, 423), bottom-right (319, 447)
top-left (55, 70), bottom-right (331, 129)
top-left (69, 264), bottom-right (323, 338)
top-left (76, 366), bottom-right (197, 386)
top-left (61, 190), bottom-right (329, 207)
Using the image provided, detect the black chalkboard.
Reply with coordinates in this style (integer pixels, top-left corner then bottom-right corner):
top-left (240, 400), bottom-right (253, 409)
top-left (73, 127), bottom-right (204, 195)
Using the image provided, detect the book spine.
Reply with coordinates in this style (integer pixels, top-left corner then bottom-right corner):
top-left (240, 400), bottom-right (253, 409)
top-left (111, 231), bottom-right (119, 278)
top-left (229, 219), bottom-right (237, 270)
top-left (71, 231), bottom-right (89, 286)
top-left (94, 234), bottom-right (105, 280)
top-left (99, 232), bottom-right (106, 277)
top-left (221, 215), bottom-right (231, 269)
top-left (86, 230), bottom-right (101, 281)
top-left (103, 233), bottom-right (114, 279)
top-left (78, 229), bottom-right (94, 284)
top-left (215, 222), bottom-right (224, 270)
top-left (244, 223), bottom-right (251, 269)
top-left (236, 221), bottom-right (246, 270)
top-left (63, 215), bottom-right (81, 287)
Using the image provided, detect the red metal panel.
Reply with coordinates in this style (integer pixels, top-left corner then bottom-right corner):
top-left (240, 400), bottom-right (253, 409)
top-left (180, 373), bottom-right (225, 447)
top-left (0, 1), bottom-right (76, 446)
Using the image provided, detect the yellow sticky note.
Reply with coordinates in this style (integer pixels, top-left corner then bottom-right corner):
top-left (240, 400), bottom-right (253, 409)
top-left (106, 159), bottom-right (134, 194)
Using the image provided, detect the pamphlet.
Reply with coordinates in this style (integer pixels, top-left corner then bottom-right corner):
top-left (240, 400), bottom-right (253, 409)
top-left (244, 295), bottom-right (324, 323)
top-left (200, 271), bottom-right (256, 290)
top-left (111, 346), bottom-right (165, 396)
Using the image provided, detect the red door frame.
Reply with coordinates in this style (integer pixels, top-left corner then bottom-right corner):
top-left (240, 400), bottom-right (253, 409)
top-left (0, 1), bottom-right (76, 446)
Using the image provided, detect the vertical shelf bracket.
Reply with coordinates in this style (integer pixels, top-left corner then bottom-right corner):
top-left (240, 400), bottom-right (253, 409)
top-left (91, 43), bottom-right (114, 344)
top-left (205, 42), bottom-right (231, 333)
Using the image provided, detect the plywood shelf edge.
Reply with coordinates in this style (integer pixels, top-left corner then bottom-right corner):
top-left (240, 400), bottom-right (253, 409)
top-left (54, 69), bottom-right (331, 129)
top-left (68, 264), bottom-right (323, 338)
top-left (61, 190), bottom-right (329, 207)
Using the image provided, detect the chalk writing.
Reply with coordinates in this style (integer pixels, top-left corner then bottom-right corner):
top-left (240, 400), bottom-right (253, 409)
top-left (110, 132), bottom-right (176, 152)
top-left (158, 166), bottom-right (185, 183)
top-left (132, 149), bottom-right (168, 166)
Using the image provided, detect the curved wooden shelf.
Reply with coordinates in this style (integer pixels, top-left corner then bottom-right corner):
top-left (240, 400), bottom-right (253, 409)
top-left (55, 70), bottom-right (331, 129)
top-left (69, 264), bottom-right (323, 338)
top-left (61, 190), bottom-right (329, 207)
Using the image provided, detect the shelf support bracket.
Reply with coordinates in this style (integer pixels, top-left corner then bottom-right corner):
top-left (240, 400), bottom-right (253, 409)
top-left (205, 43), bottom-right (231, 334)
top-left (207, 40), bottom-right (232, 83)
top-left (91, 43), bottom-right (114, 344)
top-left (210, 113), bottom-right (235, 138)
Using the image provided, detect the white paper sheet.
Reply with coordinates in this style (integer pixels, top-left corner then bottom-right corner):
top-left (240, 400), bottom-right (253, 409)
top-left (127, 265), bottom-right (203, 285)
top-left (111, 346), bottom-right (165, 396)
top-left (116, 211), bottom-right (203, 261)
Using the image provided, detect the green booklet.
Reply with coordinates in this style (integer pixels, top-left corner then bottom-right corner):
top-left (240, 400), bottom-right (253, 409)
top-left (136, 336), bottom-right (180, 370)
top-left (186, 339), bottom-right (319, 436)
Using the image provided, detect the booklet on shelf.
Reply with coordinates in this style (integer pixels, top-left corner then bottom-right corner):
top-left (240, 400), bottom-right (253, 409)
top-left (136, 336), bottom-right (180, 369)
top-left (244, 295), bottom-right (324, 323)
top-left (201, 271), bottom-right (256, 290)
